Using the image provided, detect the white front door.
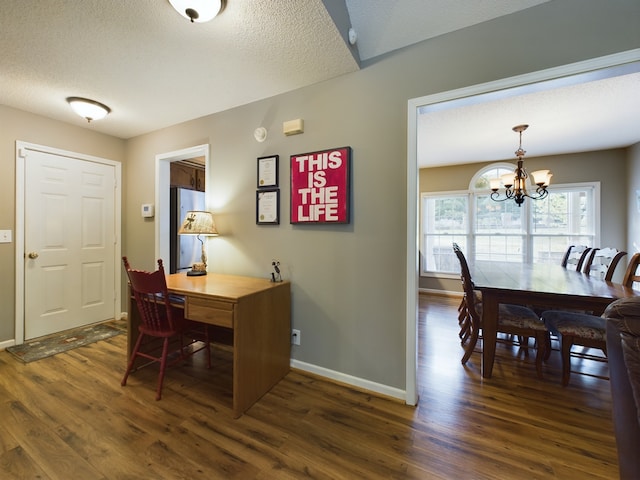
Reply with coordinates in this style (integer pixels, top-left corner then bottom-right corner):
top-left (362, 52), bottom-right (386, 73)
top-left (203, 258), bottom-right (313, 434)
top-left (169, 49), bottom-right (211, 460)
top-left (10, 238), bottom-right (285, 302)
top-left (24, 149), bottom-right (116, 340)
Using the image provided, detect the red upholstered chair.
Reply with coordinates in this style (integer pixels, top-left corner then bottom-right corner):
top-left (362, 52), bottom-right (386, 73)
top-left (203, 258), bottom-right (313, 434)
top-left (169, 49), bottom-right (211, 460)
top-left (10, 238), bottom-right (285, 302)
top-left (121, 257), bottom-right (211, 400)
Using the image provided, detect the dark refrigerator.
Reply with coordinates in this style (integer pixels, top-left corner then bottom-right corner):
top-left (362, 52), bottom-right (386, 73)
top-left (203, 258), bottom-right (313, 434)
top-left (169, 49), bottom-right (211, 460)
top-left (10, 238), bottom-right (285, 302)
top-left (169, 187), bottom-right (206, 274)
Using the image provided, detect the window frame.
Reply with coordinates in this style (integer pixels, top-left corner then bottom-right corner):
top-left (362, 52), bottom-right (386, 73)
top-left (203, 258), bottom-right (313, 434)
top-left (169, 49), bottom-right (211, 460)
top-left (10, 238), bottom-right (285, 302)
top-left (419, 190), bottom-right (469, 278)
top-left (420, 163), bottom-right (600, 277)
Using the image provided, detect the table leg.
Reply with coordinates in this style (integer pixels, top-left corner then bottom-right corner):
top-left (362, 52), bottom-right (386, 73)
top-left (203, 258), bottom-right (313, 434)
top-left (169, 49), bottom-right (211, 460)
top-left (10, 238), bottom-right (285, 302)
top-left (481, 293), bottom-right (498, 378)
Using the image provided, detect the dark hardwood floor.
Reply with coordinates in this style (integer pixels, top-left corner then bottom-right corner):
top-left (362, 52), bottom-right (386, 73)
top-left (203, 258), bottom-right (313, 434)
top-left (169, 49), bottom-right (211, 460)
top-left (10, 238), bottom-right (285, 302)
top-left (0, 294), bottom-right (618, 479)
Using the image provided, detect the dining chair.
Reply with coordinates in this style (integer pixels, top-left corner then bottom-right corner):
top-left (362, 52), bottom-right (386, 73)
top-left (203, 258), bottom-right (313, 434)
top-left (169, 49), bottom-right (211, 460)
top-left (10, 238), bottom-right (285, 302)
top-left (622, 252), bottom-right (640, 289)
top-left (542, 252), bottom-right (640, 386)
top-left (561, 245), bottom-right (591, 271)
top-left (584, 247), bottom-right (627, 281)
top-left (452, 243), bottom-right (547, 378)
top-left (121, 257), bottom-right (211, 400)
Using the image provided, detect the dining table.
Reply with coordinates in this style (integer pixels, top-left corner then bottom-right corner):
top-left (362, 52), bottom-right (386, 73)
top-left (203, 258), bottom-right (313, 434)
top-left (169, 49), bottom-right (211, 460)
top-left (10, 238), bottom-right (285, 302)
top-left (471, 260), bottom-right (639, 378)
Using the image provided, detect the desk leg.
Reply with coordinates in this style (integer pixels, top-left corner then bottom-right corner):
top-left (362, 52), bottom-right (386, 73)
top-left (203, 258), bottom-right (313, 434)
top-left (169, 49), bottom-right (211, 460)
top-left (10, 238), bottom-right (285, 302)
top-left (481, 293), bottom-right (498, 378)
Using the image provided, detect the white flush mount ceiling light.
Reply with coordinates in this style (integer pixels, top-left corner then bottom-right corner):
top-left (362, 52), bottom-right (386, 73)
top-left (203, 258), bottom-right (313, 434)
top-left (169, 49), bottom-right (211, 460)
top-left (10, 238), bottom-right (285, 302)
top-left (169, 0), bottom-right (225, 23)
top-left (66, 97), bottom-right (111, 123)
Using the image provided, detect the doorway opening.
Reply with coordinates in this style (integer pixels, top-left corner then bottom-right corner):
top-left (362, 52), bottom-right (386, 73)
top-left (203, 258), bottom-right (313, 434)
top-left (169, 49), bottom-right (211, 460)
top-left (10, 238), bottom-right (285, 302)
top-left (155, 144), bottom-right (210, 269)
top-left (405, 49), bottom-right (640, 405)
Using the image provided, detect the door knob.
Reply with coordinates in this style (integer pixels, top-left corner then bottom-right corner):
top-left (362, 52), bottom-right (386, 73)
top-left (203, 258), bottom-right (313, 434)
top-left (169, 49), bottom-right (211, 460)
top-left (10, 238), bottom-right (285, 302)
top-left (28, 252), bottom-right (39, 259)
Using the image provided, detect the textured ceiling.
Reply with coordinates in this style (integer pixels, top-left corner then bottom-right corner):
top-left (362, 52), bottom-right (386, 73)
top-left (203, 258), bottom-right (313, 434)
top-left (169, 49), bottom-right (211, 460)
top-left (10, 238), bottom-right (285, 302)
top-left (2, 0), bottom-right (549, 140)
top-left (418, 67), bottom-right (640, 167)
top-left (1, 0), bottom-right (358, 139)
top-left (2, 0), bottom-right (637, 166)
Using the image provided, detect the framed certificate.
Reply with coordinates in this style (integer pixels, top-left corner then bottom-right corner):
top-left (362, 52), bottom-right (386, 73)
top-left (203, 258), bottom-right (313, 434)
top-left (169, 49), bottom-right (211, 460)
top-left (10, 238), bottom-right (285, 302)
top-left (256, 189), bottom-right (280, 225)
top-left (257, 155), bottom-right (279, 188)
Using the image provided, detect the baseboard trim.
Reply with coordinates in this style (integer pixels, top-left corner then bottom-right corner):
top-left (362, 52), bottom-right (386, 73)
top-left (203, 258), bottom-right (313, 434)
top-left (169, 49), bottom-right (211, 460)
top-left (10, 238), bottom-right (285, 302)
top-left (419, 287), bottom-right (462, 298)
top-left (0, 339), bottom-right (16, 351)
top-left (290, 359), bottom-right (406, 402)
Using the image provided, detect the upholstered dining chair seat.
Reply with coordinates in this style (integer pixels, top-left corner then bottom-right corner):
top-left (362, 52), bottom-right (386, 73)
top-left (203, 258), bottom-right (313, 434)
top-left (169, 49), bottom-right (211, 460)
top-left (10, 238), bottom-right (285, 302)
top-left (497, 304), bottom-right (547, 330)
top-left (542, 309), bottom-right (607, 385)
top-left (476, 302), bottom-right (545, 330)
top-left (543, 311), bottom-right (606, 341)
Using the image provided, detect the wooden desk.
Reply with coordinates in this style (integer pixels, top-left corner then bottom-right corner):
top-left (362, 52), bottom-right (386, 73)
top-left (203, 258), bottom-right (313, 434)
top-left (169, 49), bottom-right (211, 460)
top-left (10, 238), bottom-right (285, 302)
top-left (472, 261), bottom-right (638, 379)
top-left (127, 273), bottom-right (291, 417)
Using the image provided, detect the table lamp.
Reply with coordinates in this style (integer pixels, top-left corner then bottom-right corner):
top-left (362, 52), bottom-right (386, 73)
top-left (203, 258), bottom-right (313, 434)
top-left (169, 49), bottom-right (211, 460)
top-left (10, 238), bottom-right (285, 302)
top-left (178, 210), bottom-right (219, 276)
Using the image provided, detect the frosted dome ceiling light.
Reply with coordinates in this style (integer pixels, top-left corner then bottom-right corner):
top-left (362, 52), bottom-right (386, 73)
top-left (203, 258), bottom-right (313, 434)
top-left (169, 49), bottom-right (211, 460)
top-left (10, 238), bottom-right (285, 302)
top-left (66, 97), bottom-right (111, 123)
top-left (169, 0), bottom-right (225, 23)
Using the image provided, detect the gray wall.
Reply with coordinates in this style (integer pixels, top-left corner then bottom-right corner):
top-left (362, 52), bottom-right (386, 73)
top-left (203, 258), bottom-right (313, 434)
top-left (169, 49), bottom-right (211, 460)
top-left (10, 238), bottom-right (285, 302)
top-left (1, 0), bottom-right (639, 394)
top-left (419, 149), bottom-right (631, 292)
top-left (121, 0), bottom-right (640, 391)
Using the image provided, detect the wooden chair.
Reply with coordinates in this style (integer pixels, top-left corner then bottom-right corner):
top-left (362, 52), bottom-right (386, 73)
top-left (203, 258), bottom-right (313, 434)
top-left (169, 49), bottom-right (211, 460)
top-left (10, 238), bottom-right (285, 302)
top-left (584, 247), bottom-right (627, 281)
top-left (542, 252), bottom-right (640, 386)
top-left (452, 244), bottom-right (547, 378)
top-left (622, 252), bottom-right (640, 289)
top-left (121, 257), bottom-right (211, 400)
top-left (561, 245), bottom-right (591, 272)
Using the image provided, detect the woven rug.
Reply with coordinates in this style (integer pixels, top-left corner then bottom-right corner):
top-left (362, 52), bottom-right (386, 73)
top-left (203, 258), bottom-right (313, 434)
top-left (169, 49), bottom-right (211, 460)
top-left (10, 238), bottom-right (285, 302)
top-left (6, 322), bottom-right (125, 363)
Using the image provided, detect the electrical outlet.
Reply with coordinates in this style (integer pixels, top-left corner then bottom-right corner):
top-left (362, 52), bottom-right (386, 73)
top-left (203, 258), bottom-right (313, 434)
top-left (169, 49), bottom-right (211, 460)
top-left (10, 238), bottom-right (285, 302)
top-left (291, 329), bottom-right (300, 345)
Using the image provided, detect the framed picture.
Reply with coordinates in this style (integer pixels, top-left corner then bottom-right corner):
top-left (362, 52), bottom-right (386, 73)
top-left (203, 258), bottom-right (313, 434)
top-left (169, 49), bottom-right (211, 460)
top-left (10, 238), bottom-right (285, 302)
top-left (257, 155), bottom-right (279, 188)
top-left (290, 146), bottom-right (351, 224)
top-left (256, 189), bottom-right (280, 225)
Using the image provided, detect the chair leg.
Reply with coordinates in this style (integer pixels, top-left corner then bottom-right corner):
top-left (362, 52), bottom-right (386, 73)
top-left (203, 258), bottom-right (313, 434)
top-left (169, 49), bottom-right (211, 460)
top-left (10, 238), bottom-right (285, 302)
top-left (534, 332), bottom-right (545, 380)
top-left (519, 336), bottom-right (530, 357)
top-left (155, 337), bottom-right (171, 401)
top-left (560, 335), bottom-right (574, 387)
top-left (121, 332), bottom-right (145, 387)
top-left (459, 310), bottom-right (471, 345)
top-left (543, 332), bottom-right (552, 361)
top-left (461, 320), bottom-right (480, 365)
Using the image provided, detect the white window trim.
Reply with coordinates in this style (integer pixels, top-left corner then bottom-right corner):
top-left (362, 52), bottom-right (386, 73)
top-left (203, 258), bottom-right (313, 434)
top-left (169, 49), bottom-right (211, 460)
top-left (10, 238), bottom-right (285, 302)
top-left (419, 190), bottom-right (468, 278)
top-left (420, 179), bottom-right (601, 276)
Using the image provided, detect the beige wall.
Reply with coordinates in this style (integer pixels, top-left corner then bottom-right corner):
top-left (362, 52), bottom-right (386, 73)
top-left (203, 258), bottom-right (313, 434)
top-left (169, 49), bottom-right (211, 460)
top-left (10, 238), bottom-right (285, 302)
top-left (0, 105), bottom-right (124, 341)
top-left (419, 149), bottom-right (630, 292)
top-left (1, 0), bottom-right (639, 393)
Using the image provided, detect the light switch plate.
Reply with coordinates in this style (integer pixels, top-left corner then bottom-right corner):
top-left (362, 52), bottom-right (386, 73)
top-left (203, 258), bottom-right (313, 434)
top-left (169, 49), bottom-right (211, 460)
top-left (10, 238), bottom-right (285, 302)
top-left (0, 230), bottom-right (12, 243)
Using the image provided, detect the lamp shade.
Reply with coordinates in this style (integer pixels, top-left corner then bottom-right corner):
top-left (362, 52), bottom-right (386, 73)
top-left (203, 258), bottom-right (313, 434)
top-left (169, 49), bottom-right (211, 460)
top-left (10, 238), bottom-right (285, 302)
top-left (66, 97), bottom-right (111, 122)
top-left (178, 211), bottom-right (218, 236)
top-left (530, 170), bottom-right (552, 186)
top-left (168, 0), bottom-right (225, 23)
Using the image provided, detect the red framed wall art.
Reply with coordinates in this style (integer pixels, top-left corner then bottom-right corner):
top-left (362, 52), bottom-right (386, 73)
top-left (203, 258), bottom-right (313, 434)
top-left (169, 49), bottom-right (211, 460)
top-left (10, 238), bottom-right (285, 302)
top-left (290, 146), bottom-right (351, 224)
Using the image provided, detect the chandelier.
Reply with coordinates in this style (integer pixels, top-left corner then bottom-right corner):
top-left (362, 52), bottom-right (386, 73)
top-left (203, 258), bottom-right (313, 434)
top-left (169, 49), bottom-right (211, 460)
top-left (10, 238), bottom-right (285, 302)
top-left (490, 124), bottom-right (552, 206)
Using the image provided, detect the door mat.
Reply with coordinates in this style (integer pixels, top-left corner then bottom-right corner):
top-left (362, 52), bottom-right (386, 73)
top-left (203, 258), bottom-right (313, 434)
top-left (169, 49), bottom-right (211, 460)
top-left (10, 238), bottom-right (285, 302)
top-left (6, 322), bottom-right (125, 363)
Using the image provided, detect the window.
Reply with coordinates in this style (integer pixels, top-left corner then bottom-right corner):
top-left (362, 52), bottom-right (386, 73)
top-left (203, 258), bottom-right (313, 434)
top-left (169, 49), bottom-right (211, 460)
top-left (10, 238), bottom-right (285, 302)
top-left (421, 163), bottom-right (599, 275)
